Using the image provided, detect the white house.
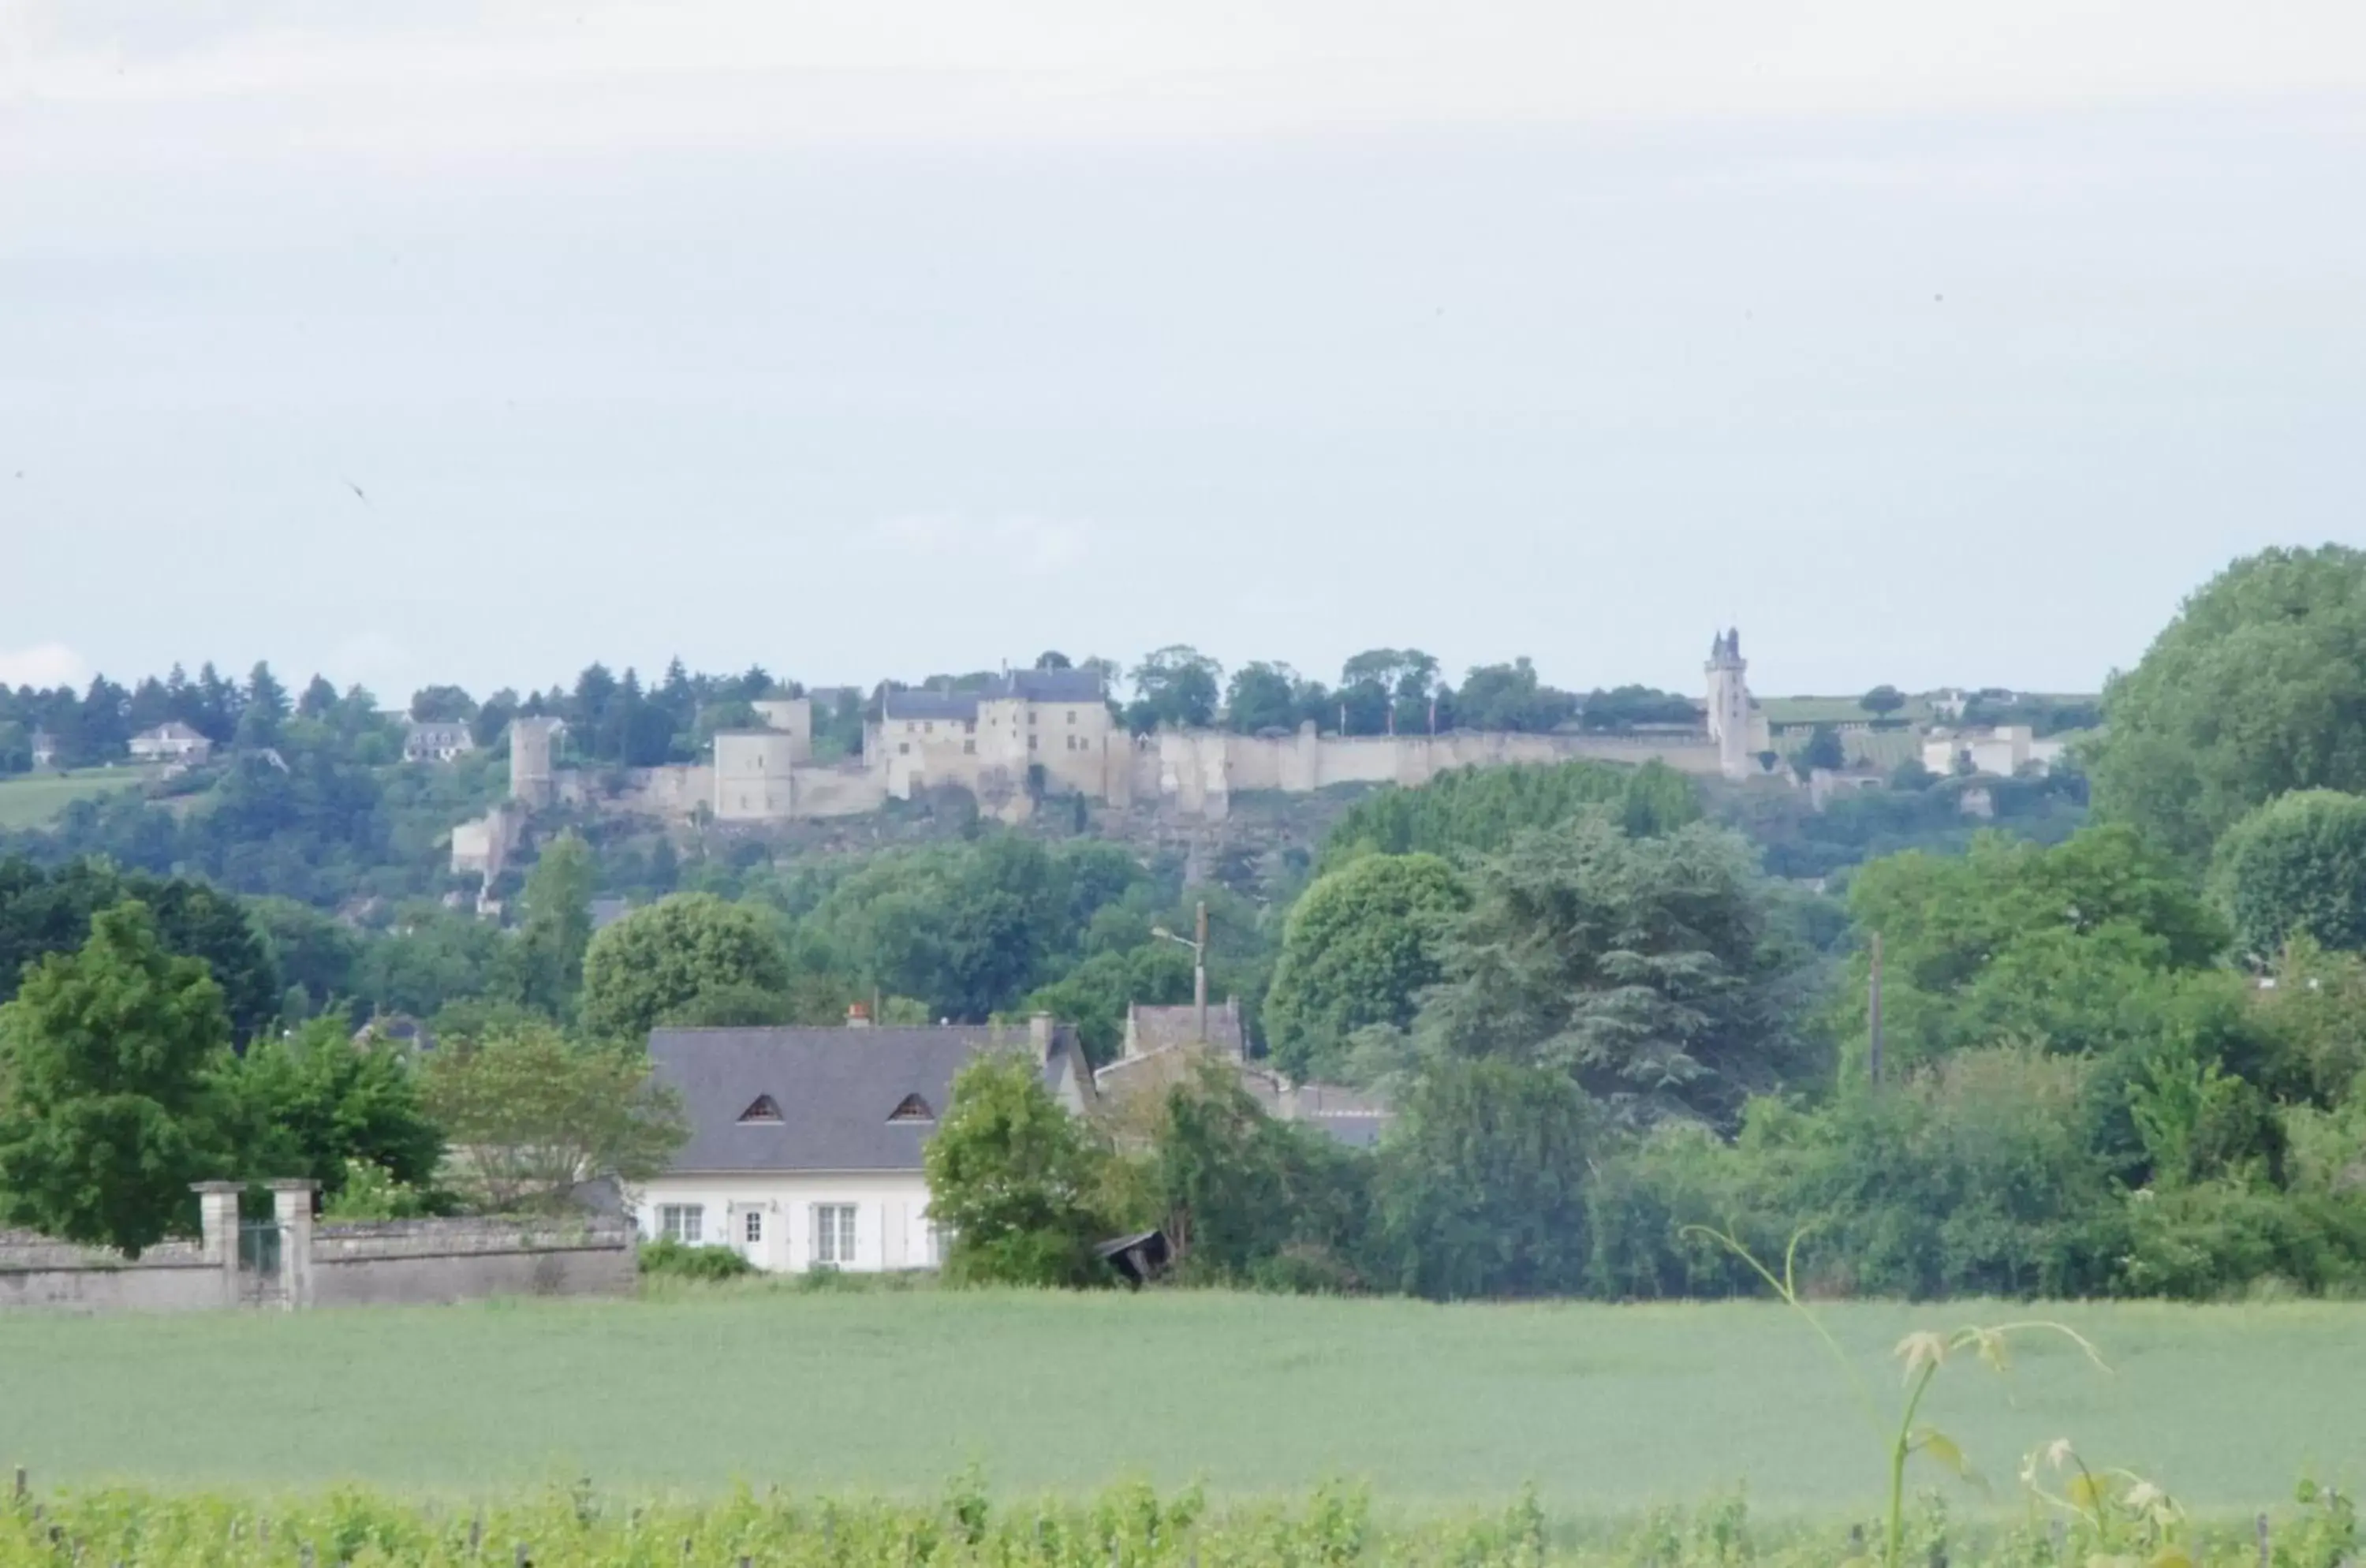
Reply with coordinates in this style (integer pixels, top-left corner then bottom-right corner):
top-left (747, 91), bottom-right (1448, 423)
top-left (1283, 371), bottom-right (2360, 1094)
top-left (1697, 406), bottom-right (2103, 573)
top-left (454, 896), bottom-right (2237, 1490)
top-left (128, 722), bottom-right (213, 764)
top-left (404, 720), bottom-right (476, 763)
top-left (633, 1016), bottom-right (1097, 1274)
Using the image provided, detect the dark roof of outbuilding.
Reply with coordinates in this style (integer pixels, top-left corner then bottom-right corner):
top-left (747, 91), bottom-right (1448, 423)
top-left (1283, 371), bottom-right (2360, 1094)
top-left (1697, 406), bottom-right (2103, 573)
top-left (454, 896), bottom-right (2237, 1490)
top-left (649, 1025), bottom-right (1080, 1173)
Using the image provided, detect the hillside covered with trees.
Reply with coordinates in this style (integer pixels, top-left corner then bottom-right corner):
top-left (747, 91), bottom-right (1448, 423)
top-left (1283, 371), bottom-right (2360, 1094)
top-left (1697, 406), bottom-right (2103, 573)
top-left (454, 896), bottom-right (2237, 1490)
top-left (6, 546), bottom-right (2364, 1301)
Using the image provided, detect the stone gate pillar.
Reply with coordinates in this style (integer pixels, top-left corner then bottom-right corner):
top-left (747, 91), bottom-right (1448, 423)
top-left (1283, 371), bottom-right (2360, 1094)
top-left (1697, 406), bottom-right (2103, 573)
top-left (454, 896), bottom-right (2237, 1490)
top-left (267, 1180), bottom-right (319, 1310)
top-left (191, 1182), bottom-right (243, 1308)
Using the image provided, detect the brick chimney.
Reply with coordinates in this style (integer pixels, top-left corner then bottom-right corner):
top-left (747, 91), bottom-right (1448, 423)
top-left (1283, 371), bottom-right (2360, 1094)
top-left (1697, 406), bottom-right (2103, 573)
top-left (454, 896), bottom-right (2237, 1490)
top-left (846, 1002), bottom-right (871, 1029)
top-left (1029, 1011), bottom-right (1054, 1059)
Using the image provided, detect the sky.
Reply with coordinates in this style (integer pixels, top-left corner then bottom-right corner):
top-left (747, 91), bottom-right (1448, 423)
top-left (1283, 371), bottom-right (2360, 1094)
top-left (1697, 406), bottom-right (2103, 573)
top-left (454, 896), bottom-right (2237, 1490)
top-left (3, 2), bottom-right (2364, 704)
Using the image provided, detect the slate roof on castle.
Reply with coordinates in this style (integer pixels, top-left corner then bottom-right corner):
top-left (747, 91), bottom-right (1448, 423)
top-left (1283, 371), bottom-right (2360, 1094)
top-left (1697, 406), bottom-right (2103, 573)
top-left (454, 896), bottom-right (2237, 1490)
top-left (648, 1024), bottom-right (1091, 1174)
top-left (878, 668), bottom-right (1106, 723)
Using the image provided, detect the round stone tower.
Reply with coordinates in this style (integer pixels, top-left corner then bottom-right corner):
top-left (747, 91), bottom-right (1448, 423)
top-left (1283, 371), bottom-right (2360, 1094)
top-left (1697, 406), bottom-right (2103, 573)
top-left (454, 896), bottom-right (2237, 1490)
top-left (1704, 629), bottom-right (1752, 781)
top-left (509, 716), bottom-right (562, 808)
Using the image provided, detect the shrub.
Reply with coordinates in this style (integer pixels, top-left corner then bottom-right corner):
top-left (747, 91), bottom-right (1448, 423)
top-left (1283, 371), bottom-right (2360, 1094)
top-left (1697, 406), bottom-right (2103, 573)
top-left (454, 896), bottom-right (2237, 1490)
top-left (637, 1237), bottom-right (755, 1281)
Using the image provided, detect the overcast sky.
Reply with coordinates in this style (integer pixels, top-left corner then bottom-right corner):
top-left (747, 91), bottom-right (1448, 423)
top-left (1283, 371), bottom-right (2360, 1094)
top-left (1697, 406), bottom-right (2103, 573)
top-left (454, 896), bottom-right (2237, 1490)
top-left (4, 2), bottom-right (2363, 704)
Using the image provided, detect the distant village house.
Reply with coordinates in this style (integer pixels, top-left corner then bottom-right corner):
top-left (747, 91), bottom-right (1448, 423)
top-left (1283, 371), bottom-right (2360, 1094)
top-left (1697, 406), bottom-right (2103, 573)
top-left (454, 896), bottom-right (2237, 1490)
top-left (128, 722), bottom-right (212, 765)
top-left (404, 721), bottom-right (476, 763)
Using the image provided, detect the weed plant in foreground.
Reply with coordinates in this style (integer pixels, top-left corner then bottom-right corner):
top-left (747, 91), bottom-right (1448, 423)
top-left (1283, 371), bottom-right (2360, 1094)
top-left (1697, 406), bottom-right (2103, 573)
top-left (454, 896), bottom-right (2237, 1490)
top-left (0, 1477), bottom-right (2357, 1568)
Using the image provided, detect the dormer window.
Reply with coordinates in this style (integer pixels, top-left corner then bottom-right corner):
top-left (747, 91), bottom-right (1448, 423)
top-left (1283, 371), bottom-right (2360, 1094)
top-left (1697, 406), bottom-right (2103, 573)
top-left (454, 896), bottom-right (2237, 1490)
top-left (738, 1094), bottom-right (783, 1124)
top-left (886, 1093), bottom-right (935, 1124)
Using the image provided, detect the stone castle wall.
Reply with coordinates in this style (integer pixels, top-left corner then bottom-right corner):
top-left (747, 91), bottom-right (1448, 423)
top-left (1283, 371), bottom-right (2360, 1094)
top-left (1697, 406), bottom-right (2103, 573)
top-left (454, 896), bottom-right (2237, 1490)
top-left (463, 644), bottom-right (1789, 855)
top-left (1129, 725), bottom-right (1731, 819)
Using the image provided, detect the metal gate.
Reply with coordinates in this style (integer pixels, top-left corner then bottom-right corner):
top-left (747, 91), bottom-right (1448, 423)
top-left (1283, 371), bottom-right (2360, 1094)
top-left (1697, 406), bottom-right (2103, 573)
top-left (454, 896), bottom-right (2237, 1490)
top-left (237, 1220), bottom-right (285, 1307)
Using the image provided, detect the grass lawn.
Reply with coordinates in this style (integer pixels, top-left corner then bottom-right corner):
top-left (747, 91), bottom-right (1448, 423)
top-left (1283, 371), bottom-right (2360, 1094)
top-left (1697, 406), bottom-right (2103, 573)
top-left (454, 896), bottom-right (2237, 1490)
top-left (0, 768), bottom-right (150, 829)
top-left (0, 1290), bottom-right (2357, 1512)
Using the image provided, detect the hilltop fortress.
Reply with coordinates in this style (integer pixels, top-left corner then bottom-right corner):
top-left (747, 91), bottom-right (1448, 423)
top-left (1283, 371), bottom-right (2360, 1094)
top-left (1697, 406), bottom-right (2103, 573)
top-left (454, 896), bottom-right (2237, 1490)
top-left (456, 633), bottom-right (1793, 878)
top-left (715, 633), bottom-right (1778, 823)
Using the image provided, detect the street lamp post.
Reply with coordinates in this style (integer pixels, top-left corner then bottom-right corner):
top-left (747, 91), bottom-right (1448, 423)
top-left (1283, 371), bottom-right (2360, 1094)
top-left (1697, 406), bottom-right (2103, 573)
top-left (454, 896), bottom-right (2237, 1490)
top-left (1151, 899), bottom-right (1210, 1044)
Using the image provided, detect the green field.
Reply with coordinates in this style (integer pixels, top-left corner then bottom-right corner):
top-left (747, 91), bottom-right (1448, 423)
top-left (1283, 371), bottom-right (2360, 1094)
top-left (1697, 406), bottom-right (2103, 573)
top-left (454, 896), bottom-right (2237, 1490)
top-left (0, 768), bottom-right (150, 829)
top-left (1, 1290), bottom-right (2358, 1513)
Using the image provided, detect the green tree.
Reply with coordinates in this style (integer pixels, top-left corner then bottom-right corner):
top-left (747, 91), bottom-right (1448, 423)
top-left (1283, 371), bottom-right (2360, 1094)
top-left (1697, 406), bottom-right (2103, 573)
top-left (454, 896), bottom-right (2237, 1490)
top-left (213, 1017), bottom-right (446, 1204)
top-left (1368, 1058), bottom-right (1595, 1300)
top-left (2211, 790), bottom-right (2366, 959)
top-left (924, 1049), bottom-right (1110, 1286)
top-left (408, 685), bottom-right (478, 722)
top-left (0, 902), bottom-right (231, 1253)
top-left (655, 981), bottom-right (797, 1028)
top-left (420, 1021), bottom-right (686, 1212)
top-left (235, 661), bottom-right (290, 749)
top-left (1021, 943), bottom-right (1195, 1066)
top-left (1319, 759), bottom-right (1699, 872)
top-left (248, 896), bottom-right (361, 1021)
top-left (514, 833), bottom-right (596, 1017)
top-left (1123, 645), bottom-right (1222, 734)
top-left (1842, 824), bottom-right (2231, 1070)
top-left (1789, 723), bottom-right (1845, 778)
top-left (580, 893), bottom-right (792, 1041)
top-left (1133, 1057), bottom-right (1368, 1286)
top-left (1223, 662), bottom-right (1303, 734)
top-left (1860, 685), bottom-right (1906, 715)
top-left (1416, 815), bottom-right (1816, 1129)
top-left (353, 905), bottom-right (509, 1020)
top-left (1454, 659), bottom-right (1578, 733)
top-left (0, 861), bottom-right (280, 1044)
top-left (1264, 853), bottom-right (1468, 1083)
top-left (2091, 545), bottom-right (2366, 863)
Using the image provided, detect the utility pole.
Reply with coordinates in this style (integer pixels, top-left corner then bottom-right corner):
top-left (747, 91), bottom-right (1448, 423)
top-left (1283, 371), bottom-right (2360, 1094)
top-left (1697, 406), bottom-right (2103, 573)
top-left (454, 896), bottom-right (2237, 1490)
top-left (1868, 930), bottom-right (1885, 1088)
top-left (1152, 903), bottom-right (1214, 1046)
top-left (1194, 898), bottom-right (1209, 1045)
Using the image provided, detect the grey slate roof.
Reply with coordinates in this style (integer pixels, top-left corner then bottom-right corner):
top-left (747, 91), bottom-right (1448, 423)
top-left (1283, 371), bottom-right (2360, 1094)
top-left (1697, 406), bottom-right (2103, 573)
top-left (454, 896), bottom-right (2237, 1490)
top-left (880, 689), bottom-right (983, 722)
top-left (1002, 668), bottom-right (1106, 704)
top-left (650, 1025), bottom-right (1077, 1174)
top-left (879, 669), bottom-right (1106, 723)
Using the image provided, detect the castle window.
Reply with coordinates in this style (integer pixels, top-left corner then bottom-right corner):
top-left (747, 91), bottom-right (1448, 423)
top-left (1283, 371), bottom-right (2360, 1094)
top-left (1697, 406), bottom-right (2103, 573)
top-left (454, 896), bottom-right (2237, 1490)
top-left (1066, 709), bottom-right (1076, 724)
top-left (924, 722), bottom-right (934, 734)
top-left (886, 1093), bottom-right (935, 1123)
top-left (898, 742), bottom-right (909, 756)
top-left (964, 741), bottom-right (975, 754)
top-left (1029, 736), bottom-right (1039, 752)
top-left (1028, 710), bottom-right (1038, 725)
top-left (738, 1095), bottom-right (784, 1124)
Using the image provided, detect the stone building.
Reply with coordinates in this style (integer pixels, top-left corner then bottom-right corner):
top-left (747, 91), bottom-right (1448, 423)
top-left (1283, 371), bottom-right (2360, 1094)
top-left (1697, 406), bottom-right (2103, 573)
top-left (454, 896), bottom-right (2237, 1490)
top-left (1922, 724), bottom-right (2065, 778)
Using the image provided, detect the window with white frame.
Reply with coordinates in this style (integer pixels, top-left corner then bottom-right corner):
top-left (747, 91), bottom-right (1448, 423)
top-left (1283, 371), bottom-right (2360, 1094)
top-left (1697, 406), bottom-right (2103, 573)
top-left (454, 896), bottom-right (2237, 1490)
top-left (659, 1204), bottom-right (703, 1244)
top-left (744, 1210), bottom-right (763, 1245)
top-left (812, 1204), bottom-right (857, 1265)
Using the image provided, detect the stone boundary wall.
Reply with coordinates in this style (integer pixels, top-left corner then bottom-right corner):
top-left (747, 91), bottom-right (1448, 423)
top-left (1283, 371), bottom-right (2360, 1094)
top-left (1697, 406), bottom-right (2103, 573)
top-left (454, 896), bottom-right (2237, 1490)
top-left (310, 1216), bottom-right (636, 1308)
top-left (0, 1189), bottom-right (638, 1314)
top-left (0, 1230), bottom-right (226, 1312)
